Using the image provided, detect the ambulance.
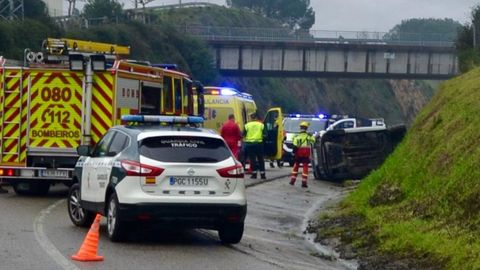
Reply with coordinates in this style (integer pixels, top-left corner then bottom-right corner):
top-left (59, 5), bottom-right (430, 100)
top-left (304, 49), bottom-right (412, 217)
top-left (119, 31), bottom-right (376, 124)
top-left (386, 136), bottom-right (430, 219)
top-left (200, 86), bottom-right (284, 162)
top-left (0, 38), bottom-right (203, 195)
top-left (202, 86), bottom-right (257, 132)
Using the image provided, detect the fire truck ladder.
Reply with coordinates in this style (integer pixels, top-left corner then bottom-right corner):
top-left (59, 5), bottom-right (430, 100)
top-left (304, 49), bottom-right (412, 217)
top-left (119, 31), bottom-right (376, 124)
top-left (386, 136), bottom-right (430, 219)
top-left (0, 71), bottom-right (24, 164)
top-left (44, 38), bottom-right (130, 56)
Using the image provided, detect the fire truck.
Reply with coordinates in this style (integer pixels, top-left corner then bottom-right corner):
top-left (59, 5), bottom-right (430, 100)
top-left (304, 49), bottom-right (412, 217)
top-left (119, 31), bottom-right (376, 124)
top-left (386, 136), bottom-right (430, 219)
top-left (0, 38), bottom-right (203, 195)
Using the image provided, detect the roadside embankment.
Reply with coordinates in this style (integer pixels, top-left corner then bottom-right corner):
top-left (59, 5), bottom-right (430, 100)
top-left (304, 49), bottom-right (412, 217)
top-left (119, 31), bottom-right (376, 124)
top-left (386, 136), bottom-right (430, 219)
top-left (308, 68), bottom-right (480, 269)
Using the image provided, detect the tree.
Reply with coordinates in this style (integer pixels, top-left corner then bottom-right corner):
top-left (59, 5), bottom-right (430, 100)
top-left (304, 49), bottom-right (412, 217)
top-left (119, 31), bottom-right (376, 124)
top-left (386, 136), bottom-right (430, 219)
top-left (227, 0), bottom-right (315, 30)
top-left (385, 18), bottom-right (461, 42)
top-left (23, 0), bottom-right (49, 20)
top-left (83, 0), bottom-right (123, 20)
top-left (455, 5), bottom-right (480, 72)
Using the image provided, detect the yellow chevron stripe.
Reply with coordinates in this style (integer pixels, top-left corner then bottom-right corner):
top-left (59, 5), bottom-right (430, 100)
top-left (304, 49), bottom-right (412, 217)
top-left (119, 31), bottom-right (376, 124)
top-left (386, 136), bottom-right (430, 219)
top-left (91, 73), bottom-right (114, 143)
top-left (19, 74), bottom-right (30, 163)
top-left (5, 76), bottom-right (20, 91)
top-left (3, 154), bottom-right (17, 162)
top-left (1, 71), bottom-right (22, 163)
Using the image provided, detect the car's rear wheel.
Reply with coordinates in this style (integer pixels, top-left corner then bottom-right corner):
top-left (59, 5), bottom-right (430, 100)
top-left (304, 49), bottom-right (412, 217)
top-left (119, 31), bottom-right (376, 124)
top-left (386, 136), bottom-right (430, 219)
top-left (107, 193), bottom-right (128, 242)
top-left (218, 222), bottom-right (244, 244)
top-left (67, 183), bottom-right (95, 227)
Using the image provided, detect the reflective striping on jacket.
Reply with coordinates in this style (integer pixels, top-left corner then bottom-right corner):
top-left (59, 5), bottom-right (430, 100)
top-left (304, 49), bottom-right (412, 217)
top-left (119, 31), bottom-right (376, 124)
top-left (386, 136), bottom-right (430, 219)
top-left (293, 132), bottom-right (315, 147)
top-left (244, 121), bottom-right (264, 142)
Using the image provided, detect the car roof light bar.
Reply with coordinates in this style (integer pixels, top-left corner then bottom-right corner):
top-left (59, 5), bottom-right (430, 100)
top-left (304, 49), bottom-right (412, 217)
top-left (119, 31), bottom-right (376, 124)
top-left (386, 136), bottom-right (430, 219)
top-left (121, 115), bottom-right (204, 124)
top-left (284, 113), bottom-right (328, 119)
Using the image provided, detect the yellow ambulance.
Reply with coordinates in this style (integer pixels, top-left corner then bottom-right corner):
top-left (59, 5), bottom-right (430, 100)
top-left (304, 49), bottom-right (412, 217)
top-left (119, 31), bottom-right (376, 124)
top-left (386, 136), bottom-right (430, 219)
top-left (202, 86), bottom-right (257, 132)
top-left (200, 86), bottom-right (284, 161)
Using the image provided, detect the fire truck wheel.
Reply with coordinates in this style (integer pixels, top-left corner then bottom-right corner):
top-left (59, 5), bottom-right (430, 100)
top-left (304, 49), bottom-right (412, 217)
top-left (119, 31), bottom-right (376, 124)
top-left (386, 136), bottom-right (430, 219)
top-left (12, 182), bottom-right (50, 196)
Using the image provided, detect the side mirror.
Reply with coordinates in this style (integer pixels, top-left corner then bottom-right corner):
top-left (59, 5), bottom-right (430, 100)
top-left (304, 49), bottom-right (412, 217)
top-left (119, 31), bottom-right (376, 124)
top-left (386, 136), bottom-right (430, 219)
top-left (77, 145), bottom-right (92, 156)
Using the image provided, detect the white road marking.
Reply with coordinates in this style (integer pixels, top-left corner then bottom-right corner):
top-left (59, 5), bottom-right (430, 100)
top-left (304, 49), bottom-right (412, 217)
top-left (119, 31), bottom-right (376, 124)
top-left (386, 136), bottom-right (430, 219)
top-left (34, 199), bottom-right (80, 270)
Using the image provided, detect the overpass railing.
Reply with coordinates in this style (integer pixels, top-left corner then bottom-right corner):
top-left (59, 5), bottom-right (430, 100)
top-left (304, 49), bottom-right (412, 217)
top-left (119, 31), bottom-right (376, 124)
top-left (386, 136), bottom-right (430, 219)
top-left (181, 25), bottom-right (456, 47)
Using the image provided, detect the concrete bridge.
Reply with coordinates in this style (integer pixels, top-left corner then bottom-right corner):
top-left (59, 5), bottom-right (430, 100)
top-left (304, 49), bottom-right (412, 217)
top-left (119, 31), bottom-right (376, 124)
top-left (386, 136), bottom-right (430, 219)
top-left (184, 26), bottom-right (458, 80)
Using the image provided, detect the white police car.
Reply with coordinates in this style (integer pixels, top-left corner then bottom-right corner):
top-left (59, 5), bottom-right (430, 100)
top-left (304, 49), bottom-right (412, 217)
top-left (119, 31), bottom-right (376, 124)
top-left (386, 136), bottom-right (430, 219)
top-left (67, 115), bottom-right (246, 243)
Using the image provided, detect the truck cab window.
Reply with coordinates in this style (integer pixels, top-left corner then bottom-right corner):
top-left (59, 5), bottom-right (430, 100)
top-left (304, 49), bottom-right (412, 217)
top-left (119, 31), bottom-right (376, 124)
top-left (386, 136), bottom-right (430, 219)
top-left (141, 84), bottom-right (161, 115)
top-left (163, 76), bottom-right (173, 113)
top-left (174, 78), bottom-right (182, 113)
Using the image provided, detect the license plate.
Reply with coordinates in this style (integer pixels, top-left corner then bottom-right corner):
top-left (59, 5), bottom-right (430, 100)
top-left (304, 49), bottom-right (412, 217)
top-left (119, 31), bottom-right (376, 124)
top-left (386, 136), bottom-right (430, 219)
top-left (40, 170), bottom-right (69, 178)
top-left (169, 177), bottom-right (209, 186)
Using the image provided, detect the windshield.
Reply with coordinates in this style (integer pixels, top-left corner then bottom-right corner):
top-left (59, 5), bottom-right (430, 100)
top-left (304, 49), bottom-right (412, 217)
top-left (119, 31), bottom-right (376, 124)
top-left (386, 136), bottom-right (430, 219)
top-left (283, 118), bottom-right (328, 133)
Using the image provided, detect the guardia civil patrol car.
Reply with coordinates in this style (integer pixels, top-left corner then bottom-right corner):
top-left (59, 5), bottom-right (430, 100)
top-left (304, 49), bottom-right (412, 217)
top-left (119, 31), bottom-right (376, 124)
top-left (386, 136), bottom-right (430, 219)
top-left (67, 115), bottom-right (246, 243)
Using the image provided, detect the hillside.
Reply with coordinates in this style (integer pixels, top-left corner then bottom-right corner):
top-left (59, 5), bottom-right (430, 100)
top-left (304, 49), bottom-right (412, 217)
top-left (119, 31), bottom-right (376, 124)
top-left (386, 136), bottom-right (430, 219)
top-left (0, 4), bottom-right (438, 126)
top-left (311, 69), bottom-right (480, 269)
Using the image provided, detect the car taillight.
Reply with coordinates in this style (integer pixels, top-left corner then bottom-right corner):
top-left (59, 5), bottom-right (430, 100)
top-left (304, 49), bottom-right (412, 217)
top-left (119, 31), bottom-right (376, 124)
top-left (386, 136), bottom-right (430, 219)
top-left (120, 160), bottom-right (164, 176)
top-left (217, 163), bottom-right (244, 178)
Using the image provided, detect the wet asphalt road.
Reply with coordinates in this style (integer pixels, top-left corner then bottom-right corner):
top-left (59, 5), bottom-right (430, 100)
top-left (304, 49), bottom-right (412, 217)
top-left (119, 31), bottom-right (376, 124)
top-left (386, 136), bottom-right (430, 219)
top-left (0, 165), bottom-right (354, 270)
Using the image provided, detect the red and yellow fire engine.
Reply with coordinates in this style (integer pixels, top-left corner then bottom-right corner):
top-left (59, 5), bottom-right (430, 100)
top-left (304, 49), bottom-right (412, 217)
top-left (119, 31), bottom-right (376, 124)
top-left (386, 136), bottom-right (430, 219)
top-left (0, 38), bottom-right (202, 195)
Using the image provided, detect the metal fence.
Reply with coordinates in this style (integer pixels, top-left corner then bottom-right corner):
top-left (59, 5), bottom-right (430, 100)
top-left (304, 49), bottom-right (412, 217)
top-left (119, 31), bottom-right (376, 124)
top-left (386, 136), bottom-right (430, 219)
top-left (181, 25), bottom-right (456, 47)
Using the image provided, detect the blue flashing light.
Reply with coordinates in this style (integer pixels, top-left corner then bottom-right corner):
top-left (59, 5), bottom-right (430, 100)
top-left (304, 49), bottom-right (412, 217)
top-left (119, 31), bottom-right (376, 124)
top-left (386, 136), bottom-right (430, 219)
top-left (220, 88), bottom-right (238, 96)
top-left (122, 115), bottom-right (144, 122)
top-left (151, 64), bottom-right (178, 70)
top-left (239, 92), bottom-right (253, 100)
top-left (284, 113), bottom-right (329, 119)
top-left (121, 115), bottom-right (204, 124)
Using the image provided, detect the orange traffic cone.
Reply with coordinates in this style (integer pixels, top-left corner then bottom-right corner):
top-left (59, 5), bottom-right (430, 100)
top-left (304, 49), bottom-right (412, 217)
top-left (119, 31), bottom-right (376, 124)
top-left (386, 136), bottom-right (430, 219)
top-left (71, 213), bottom-right (104, 262)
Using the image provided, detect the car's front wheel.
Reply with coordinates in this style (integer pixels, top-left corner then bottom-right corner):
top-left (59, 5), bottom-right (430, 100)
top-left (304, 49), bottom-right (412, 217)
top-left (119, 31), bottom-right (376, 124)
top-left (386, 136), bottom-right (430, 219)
top-left (67, 184), bottom-right (95, 227)
top-left (107, 193), bottom-right (128, 242)
top-left (218, 222), bottom-right (244, 244)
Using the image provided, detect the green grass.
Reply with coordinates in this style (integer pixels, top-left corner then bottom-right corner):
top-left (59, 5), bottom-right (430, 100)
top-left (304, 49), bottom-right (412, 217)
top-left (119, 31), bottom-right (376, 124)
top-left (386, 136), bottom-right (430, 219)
top-left (337, 67), bottom-right (480, 269)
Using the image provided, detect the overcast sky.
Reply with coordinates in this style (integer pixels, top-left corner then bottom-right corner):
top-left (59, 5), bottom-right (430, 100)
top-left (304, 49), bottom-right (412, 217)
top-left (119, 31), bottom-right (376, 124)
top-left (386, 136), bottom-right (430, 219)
top-left (120, 0), bottom-right (478, 32)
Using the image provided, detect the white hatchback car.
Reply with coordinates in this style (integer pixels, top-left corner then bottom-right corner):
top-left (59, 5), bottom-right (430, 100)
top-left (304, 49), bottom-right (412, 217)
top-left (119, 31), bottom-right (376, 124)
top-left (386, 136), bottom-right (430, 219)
top-left (67, 115), bottom-right (246, 243)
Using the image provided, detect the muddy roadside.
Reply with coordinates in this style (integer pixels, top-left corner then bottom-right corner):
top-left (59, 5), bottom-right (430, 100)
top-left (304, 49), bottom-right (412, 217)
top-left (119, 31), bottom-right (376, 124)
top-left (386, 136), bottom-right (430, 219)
top-left (305, 181), bottom-right (442, 270)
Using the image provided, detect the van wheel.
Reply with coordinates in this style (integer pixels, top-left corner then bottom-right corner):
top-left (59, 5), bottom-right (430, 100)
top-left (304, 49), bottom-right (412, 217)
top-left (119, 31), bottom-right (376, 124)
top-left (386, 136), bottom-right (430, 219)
top-left (13, 182), bottom-right (50, 196)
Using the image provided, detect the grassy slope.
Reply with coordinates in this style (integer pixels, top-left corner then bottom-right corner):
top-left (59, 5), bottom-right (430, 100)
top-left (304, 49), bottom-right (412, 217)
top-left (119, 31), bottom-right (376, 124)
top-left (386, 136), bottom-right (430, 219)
top-left (342, 68), bottom-right (480, 268)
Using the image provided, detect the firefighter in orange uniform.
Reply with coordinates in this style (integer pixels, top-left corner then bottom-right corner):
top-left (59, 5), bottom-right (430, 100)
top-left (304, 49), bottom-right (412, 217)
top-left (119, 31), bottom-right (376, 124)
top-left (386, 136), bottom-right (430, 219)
top-left (290, 121), bottom-right (315, 188)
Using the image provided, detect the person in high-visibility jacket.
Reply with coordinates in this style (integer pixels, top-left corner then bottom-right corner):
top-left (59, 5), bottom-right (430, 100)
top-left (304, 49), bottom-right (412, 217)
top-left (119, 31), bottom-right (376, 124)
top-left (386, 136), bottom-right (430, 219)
top-left (290, 121), bottom-right (315, 188)
top-left (243, 112), bottom-right (266, 179)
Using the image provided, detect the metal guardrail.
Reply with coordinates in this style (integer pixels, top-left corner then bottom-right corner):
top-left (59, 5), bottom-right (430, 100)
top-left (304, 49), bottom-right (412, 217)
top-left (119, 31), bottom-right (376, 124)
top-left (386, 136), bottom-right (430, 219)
top-left (181, 25), bottom-right (456, 47)
top-left (124, 2), bottom-right (219, 12)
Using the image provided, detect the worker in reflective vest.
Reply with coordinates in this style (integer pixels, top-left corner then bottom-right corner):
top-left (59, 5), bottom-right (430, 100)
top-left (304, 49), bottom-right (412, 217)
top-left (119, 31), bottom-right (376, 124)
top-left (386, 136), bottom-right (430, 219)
top-left (243, 112), bottom-right (266, 179)
top-left (290, 121), bottom-right (315, 188)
